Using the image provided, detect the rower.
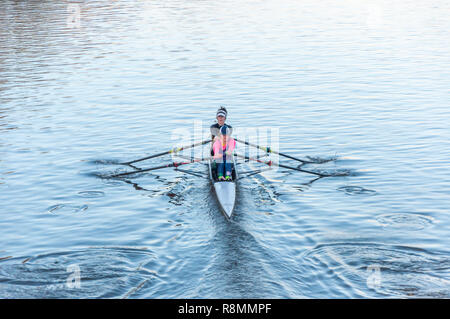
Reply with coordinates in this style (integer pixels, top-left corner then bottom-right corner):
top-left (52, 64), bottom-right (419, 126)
top-left (212, 125), bottom-right (236, 181)
top-left (210, 106), bottom-right (233, 142)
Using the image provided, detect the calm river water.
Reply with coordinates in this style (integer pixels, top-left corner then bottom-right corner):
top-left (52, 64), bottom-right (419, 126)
top-left (1, 0), bottom-right (449, 298)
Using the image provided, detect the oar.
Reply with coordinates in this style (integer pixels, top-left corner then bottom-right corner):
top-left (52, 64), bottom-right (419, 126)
top-left (173, 153), bottom-right (209, 165)
top-left (235, 138), bottom-right (313, 164)
top-left (121, 139), bottom-right (211, 165)
top-left (238, 167), bottom-right (274, 180)
top-left (235, 154), bottom-right (330, 177)
top-left (111, 157), bottom-right (211, 178)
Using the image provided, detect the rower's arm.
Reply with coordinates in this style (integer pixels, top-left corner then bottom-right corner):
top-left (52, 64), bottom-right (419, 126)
top-left (210, 125), bottom-right (220, 142)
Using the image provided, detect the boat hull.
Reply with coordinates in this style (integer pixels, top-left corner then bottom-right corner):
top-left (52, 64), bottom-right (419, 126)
top-left (208, 156), bottom-right (238, 219)
top-left (213, 181), bottom-right (236, 219)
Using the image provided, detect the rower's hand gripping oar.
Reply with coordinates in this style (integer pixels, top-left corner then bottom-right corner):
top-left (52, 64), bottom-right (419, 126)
top-left (235, 138), bottom-right (314, 164)
top-left (121, 139), bottom-right (211, 165)
top-left (111, 157), bottom-right (211, 178)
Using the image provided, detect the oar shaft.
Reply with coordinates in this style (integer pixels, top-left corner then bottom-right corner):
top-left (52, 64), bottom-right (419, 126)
top-left (124, 151), bottom-right (171, 165)
top-left (112, 156), bottom-right (212, 178)
top-left (277, 152), bottom-right (312, 164)
top-left (277, 163), bottom-right (325, 177)
top-left (235, 154), bottom-right (326, 177)
top-left (122, 139), bottom-right (211, 165)
top-left (111, 163), bottom-right (174, 177)
top-left (235, 138), bottom-right (269, 153)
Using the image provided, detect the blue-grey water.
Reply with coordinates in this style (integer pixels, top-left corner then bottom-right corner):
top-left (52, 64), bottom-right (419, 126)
top-left (1, 0), bottom-right (449, 298)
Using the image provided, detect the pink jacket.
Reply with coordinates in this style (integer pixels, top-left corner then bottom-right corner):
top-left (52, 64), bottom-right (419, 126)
top-left (212, 137), bottom-right (236, 159)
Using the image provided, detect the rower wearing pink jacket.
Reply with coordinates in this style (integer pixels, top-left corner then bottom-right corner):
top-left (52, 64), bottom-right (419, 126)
top-left (212, 125), bottom-right (236, 181)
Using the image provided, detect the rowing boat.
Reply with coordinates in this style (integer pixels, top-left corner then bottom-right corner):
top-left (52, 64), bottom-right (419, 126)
top-left (208, 155), bottom-right (238, 219)
top-left (113, 137), bottom-right (339, 221)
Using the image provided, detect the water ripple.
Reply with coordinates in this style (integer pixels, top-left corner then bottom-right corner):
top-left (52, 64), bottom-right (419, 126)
top-left (375, 213), bottom-right (434, 231)
top-left (337, 186), bottom-right (377, 196)
top-left (0, 247), bottom-right (158, 298)
top-left (77, 191), bottom-right (105, 198)
top-left (301, 242), bottom-right (450, 298)
top-left (47, 204), bottom-right (88, 215)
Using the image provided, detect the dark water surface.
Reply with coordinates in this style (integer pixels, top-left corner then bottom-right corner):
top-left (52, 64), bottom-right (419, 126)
top-left (1, 0), bottom-right (449, 298)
